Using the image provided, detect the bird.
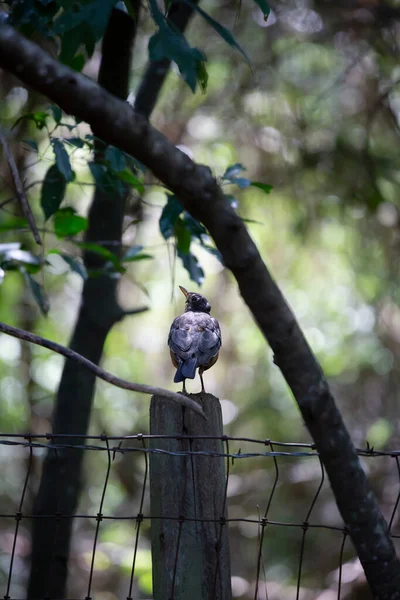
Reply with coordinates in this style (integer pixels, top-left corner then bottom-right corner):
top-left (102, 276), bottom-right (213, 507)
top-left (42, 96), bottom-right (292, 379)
top-left (168, 286), bottom-right (221, 393)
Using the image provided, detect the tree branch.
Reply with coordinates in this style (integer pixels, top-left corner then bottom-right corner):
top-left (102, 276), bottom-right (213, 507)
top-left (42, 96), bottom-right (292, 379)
top-left (1, 24), bottom-right (400, 598)
top-left (0, 124), bottom-right (41, 244)
top-left (0, 320), bottom-right (204, 415)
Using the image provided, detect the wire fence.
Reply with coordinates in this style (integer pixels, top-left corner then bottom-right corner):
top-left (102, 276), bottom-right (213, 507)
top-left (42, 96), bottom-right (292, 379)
top-left (1, 432), bottom-right (400, 600)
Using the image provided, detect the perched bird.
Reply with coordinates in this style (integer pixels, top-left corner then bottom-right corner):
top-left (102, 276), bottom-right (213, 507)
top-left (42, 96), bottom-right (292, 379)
top-left (168, 286), bottom-right (221, 393)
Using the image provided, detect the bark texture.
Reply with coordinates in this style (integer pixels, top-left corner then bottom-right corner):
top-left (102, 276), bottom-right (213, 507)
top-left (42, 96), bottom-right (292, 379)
top-left (150, 393), bottom-right (231, 600)
top-left (25, 9), bottom-right (140, 597)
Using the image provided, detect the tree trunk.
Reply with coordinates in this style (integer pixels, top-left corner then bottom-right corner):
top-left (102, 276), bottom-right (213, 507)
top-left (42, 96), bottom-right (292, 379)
top-left (27, 8), bottom-right (139, 597)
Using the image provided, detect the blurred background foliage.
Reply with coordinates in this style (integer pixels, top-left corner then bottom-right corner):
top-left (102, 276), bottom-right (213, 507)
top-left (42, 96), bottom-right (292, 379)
top-left (1, 0), bottom-right (400, 598)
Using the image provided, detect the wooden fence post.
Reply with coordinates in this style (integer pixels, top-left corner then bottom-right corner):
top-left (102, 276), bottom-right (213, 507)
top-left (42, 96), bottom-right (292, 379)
top-left (149, 392), bottom-right (232, 600)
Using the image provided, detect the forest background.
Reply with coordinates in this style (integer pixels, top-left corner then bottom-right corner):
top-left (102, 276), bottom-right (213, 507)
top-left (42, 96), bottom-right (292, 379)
top-left (1, 0), bottom-right (400, 598)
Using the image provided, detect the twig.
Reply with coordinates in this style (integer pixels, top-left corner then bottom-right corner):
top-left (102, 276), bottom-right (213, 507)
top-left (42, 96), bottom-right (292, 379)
top-left (0, 321), bottom-right (204, 416)
top-left (123, 306), bottom-right (149, 316)
top-left (0, 125), bottom-right (42, 245)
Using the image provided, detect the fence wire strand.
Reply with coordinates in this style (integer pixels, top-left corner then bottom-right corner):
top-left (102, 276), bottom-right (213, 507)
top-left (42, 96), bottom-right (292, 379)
top-left (1, 432), bottom-right (399, 600)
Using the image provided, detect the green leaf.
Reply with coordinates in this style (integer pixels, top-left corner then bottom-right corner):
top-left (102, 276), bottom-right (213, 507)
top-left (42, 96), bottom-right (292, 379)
top-left (76, 242), bottom-right (120, 266)
top-left (233, 177), bottom-right (251, 188)
top-left (54, 208), bottom-right (88, 238)
top-left (54, 0), bottom-right (118, 42)
top-left (196, 60), bottom-right (208, 93)
top-left (149, 26), bottom-right (206, 92)
top-left (59, 25), bottom-right (85, 63)
top-left (222, 164), bottom-right (251, 188)
top-left (178, 250), bottom-right (204, 285)
top-left (31, 111), bottom-right (49, 129)
top-left (49, 104), bottom-right (62, 123)
top-left (13, 111), bottom-right (49, 130)
top-left (183, 212), bottom-right (206, 240)
top-left (89, 163), bottom-right (125, 196)
top-left (123, 245), bottom-right (143, 260)
top-left (123, 253), bottom-right (153, 262)
top-left (41, 164), bottom-right (67, 220)
top-left (89, 162), bottom-right (107, 184)
top-left (105, 146), bottom-right (127, 172)
top-left (0, 217), bottom-right (28, 232)
top-left (148, 0), bottom-right (166, 28)
top-left (23, 139), bottom-right (39, 152)
top-left (68, 53), bottom-right (86, 72)
top-left (52, 139), bottom-right (74, 182)
top-left (58, 122), bottom-right (77, 132)
top-left (1, 248), bottom-right (41, 267)
top-left (253, 0), bottom-right (271, 20)
top-left (127, 155), bottom-right (147, 173)
top-left (183, 0), bottom-right (251, 66)
top-left (159, 195), bottom-right (183, 239)
top-left (60, 254), bottom-right (88, 279)
top-left (223, 163), bottom-right (246, 179)
top-left (175, 218), bottom-right (191, 255)
top-left (201, 243), bottom-right (224, 264)
top-left (65, 137), bottom-right (85, 148)
top-left (9, 0), bottom-right (58, 35)
top-left (0, 244), bottom-right (41, 272)
top-left (251, 182), bottom-right (273, 194)
top-left (116, 168), bottom-right (144, 193)
top-left (241, 217), bottom-right (264, 225)
top-left (21, 269), bottom-right (49, 315)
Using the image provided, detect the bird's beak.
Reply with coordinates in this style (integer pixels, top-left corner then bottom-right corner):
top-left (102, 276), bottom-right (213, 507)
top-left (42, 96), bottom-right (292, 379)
top-left (179, 286), bottom-right (189, 297)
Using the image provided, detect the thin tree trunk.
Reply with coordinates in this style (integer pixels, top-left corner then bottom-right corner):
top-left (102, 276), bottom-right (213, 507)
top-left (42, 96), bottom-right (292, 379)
top-left (27, 8), bottom-right (139, 597)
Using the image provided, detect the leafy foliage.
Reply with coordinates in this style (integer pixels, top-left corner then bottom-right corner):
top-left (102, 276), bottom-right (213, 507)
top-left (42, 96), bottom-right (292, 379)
top-left (0, 243), bottom-right (41, 272)
top-left (23, 269), bottom-right (49, 315)
top-left (52, 139), bottom-right (74, 182)
top-left (122, 245), bottom-right (153, 262)
top-left (148, 0), bottom-right (207, 93)
top-left (2, 2), bottom-right (273, 305)
top-left (221, 163), bottom-right (273, 214)
top-left (252, 0), bottom-right (270, 20)
top-left (53, 208), bottom-right (88, 238)
top-left (41, 164), bottom-right (67, 220)
top-left (0, 243), bottom-right (46, 312)
top-left (7, 0), bottom-right (255, 93)
top-left (160, 195), bottom-right (183, 239)
top-left (48, 249), bottom-right (88, 280)
top-left (159, 194), bottom-right (221, 284)
top-left (13, 110), bottom-right (50, 130)
top-left (182, 0), bottom-right (251, 67)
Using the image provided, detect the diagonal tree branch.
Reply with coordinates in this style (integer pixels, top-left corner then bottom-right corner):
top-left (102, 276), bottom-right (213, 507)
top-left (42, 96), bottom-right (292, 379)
top-left (1, 24), bottom-right (400, 598)
top-left (0, 321), bottom-right (204, 414)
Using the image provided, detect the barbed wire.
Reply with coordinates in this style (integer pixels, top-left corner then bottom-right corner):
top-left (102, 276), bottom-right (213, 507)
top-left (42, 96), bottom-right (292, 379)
top-left (1, 433), bottom-right (399, 600)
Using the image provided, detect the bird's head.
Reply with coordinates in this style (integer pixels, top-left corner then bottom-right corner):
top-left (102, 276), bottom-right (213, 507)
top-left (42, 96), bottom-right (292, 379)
top-left (179, 286), bottom-right (211, 314)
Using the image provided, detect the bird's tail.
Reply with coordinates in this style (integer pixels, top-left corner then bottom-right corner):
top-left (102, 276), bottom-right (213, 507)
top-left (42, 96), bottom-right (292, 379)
top-left (174, 357), bottom-right (197, 382)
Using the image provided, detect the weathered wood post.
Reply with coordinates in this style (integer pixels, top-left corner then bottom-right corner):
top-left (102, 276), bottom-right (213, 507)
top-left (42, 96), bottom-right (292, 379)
top-left (150, 392), bottom-right (231, 600)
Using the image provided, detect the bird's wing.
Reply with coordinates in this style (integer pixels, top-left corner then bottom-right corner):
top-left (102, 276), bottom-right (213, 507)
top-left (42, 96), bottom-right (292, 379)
top-left (197, 316), bottom-right (221, 365)
top-left (168, 315), bottom-right (194, 359)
